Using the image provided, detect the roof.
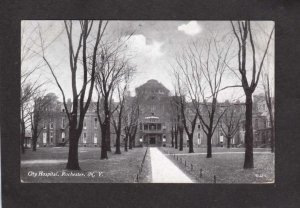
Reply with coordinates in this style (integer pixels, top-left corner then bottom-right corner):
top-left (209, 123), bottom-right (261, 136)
top-left (136, 79), bottom-right (170, 93)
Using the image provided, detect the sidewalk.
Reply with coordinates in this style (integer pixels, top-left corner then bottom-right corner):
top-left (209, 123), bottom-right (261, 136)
top-left (149, 147), bottom-right (193, 183)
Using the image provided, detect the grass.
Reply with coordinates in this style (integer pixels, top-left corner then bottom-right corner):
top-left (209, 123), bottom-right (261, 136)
top-left (21, 146), bottom-right (148, 183)
top-left (21, 146), bottom-right (274, 183)
top-left (160, 146), bottom-right (274, 183)
top-left (135, 147), bottom-right (152, 183)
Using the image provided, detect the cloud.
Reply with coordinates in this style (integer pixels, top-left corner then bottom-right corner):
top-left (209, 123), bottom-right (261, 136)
top-left (178, 21), bottom-right (202, 36)
top-left (123, 34), bottom-right (164, 58)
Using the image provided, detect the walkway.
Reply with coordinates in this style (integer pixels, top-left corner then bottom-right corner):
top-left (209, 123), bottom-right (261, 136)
top-left (149, 147), bottom-right (193, 183)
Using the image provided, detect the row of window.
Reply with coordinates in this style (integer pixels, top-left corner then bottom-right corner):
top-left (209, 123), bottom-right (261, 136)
top-left (43, 117), bottom-right (99, 130)
top-left (42, 131), bottom-right (56, 143)
top-left (241, 119), bottom-right (268, 131)
top-left (81, 132), bottom-right (98, 144)
top-left (83, 118), bottom-right (98, 129)
top-left (141, 123), bottom-right (162, 131)
top-left (42, 130), bottom-right (99, 144)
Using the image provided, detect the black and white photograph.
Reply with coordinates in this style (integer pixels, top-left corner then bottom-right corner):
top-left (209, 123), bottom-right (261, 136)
top-left (20, 20), bottom-right (275, 183)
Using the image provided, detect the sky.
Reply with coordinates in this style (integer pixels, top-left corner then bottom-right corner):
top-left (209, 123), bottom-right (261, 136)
top-left (21, 20), bottom-right (274, 103)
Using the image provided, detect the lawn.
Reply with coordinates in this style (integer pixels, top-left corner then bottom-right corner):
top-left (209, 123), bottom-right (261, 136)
top-left (21, 146), bottom-right (148, 183)
top-left (160, 147), bottom-right (274, 183)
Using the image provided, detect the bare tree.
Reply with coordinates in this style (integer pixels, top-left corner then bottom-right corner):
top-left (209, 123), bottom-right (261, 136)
top-left (231, 21), bottom-right (274, 168)
top-left (173, 36), bottom-right (232, 158)
top-left (21, 22), bottom-right (47, 153)
top-left (95, 39), bottom-right (134, 159)
top-left (220, 102), bottom-right (243, 148)
top-left (123, 97), bottom-right (139, 151)
top-left (111, 72), bottom-right (134, 154)
top-left (174, 72), bottom-right (197, 153)
top-left (169, 97), bottom-right (179, 149)
top-left (20, 84), bottom-right (34, 153)
top-left (39, 20), bottom-right (108, 169)
top-left (261, 68), bottom-right (274, 152)
top-left (170, 95), bottom-right (181, 149)
top-left (30, 93), bottom-right (58, 151)
top-left (170, 125), bottom-right (175, 147)
top-left (170, 94), bottom-right (184, 150)
top-left (111, 87), bottom-right (126, 154)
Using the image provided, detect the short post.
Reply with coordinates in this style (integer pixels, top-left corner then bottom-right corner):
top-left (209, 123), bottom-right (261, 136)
top-left (191, 164), bottom-right (193, 171)
top-left (136, 174), bottom-right (139, 182)
top-left (214, 175), bottom-right (216, 183)
top-left (185, 160), bottom-right (186, 167)
top-left (200, 169), bottom-right (203, 178)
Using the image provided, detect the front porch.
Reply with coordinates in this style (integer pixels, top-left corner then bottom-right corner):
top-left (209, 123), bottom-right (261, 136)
top-left (141, 134), bottom-right (164, 147)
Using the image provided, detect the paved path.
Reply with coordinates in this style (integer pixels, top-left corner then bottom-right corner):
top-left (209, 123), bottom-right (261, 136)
top-left (150, 147), bottom-right (193, 183)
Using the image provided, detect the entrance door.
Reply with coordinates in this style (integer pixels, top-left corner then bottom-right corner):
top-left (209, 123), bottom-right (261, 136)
top-left (150, 137), bottom-right (156, 145)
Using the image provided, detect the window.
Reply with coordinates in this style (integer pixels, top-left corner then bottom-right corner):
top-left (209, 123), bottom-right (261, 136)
top-left (157, 124), bottom-right (161, 130)
top-left (83, 120), bottom-right (87, 129)
top-left (198, 124), bottom-right (201, 129)
top-left (50, 119), bottom-right (54, 129)
top-left (62, 117), bottom-right (65, 129)
top-left (43, 132), bottom-right (47, 144)
top-left (255, 119), bottom-right (258, 129)
top-left (94, 118), bottom-right (98, 129)
top-left (198, 137), bottom-right (201, 145)
top-left (43, 122), bottom-right (46, 129)
top-left (50, 131), bottom-right (53, 143)
top-left (150, 124), bottom-right (156, 130)
top-left (144, 124), bottom-right (148, 130)
top-left (61, 132), bottom-right (65, 142)
top-left (83, 132), bottom-right (87, 144)
top-left (94, 133), bottom-right (97, 144)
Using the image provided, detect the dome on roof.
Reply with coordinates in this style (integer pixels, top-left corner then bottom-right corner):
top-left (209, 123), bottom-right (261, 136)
top-left (147, 79), bottom-right (159, 84)
top-left (136, 79), bottom-right (169, 93)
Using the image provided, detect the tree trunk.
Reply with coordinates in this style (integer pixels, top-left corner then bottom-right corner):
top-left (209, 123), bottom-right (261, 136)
top-left (206, 132), bottom-right (212, 158)
top-left (243, 93), bottom-right (254, 169)
top-left (32, 137), bottom-right (37, 151)
top-left (66, 127), bottom-right (81, 170)
top-left (129, 126), bottom-right (137, 149)
top-left (171, 130), bottom-right (174, 147)
top-left (106, 116), bottom-right (111, 152)
top-left (269, 112), bottom-right (275, 153)
top-left (100, 123), bottom-right (108, 159)
top-left (124, 135), bottom-right (128, 152)
top-left (32, 128), bottom-right (38, 151)
top-left (129, 135), bottom-right (133, 150)
top-left (115, 131), bottom-right (121, 154)
top-left (174, 129), bottom-right (178, 149)
top-left (21, 121), bottom-right (25, 154)
top-left (227, 136), bottom-right (231, 148)
top-left (179, 128), bottom-right (183, 151)
top-left (188, 134), bottom-right (194, 153)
